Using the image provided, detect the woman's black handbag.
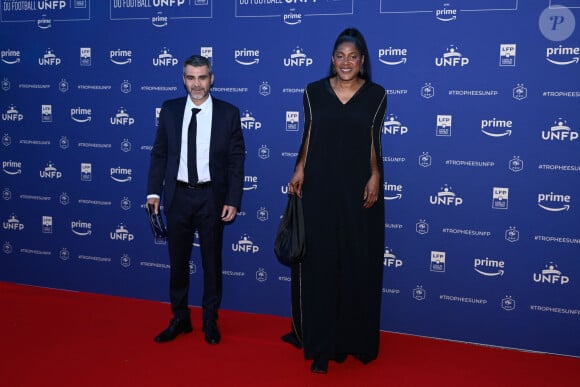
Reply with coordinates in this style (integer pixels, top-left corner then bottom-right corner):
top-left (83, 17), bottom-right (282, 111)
top-left (274, 195), bottom-right (306, 265)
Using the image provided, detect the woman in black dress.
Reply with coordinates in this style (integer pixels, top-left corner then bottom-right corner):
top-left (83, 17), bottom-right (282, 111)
top-left (285, 28), bottom-right (387, 373)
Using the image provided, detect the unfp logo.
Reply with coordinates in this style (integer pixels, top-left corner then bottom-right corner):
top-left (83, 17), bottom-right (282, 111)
top-left (38, 48), bottom-right (61, 66)
top-left (378, 47), bottom-right (407, 65)
top-left (231, 234), bottom-right (260, 254)
top-left (37, 1), bottom-right (67, 9)
top-left (384, 247), bottom-right (403, 268)
top-left (3, 214), bottom-right (24, 231)
top-left (541, 118), bottom-right (578, 141)
top-left (40, 161), bottom-right (62, 179)
top-left (2, 105), bottom-right (23, 121)
top-left (110, 223), bottom-right (135, 241)
top-left (537, 192), bottom-right (571, 212)
top-left (153, 48), bottom-right (178, 67)
top-left (110, 107), bottom-right (135, 126)
top-left (383, 113), bottom-right (408, 135)
top-left (430, 184), bottom-right (463, 206)
top-left (533, 262), bottom-right (569, 285)
top-left (435, 45), bottom-right (469, 67)
top-left (240, 111), bottom-right (262, 130)
top-left (284, 47), bottom-right (313, 67)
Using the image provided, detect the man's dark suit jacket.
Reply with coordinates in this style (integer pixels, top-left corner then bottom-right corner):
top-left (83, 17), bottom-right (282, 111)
top-left (147, 96), bottom-right (245, 212)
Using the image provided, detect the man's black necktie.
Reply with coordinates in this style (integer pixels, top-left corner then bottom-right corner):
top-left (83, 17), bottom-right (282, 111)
top-left (187, 107), bottom-right (202, 184)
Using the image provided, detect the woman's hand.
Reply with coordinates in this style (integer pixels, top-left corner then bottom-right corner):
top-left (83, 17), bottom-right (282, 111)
top-left (363, 173), bottom-right (380, 208)
top-left (288, 168), bottom-right (304, 198)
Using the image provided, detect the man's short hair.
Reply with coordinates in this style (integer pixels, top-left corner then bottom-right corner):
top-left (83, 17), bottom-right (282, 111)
top-left (183, 55), bottom-right (212, 75)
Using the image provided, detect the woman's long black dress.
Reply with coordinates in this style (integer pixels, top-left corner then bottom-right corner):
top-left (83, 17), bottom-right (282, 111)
top-left (292, 77), bottom-right (387, 363)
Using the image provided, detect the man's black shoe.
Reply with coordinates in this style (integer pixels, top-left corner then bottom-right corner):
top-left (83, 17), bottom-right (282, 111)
top-left (154, 317), bottom-right (193, 343)
top-left (202, 320), bottom-right (221, 345)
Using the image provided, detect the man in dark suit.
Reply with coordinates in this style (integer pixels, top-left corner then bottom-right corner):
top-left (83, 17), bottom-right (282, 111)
top-left (147, 55), bottom-right (245, 345)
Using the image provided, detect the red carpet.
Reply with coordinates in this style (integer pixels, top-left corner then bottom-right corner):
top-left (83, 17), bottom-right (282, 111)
top-left (0, 281), bottom-right (577, 387)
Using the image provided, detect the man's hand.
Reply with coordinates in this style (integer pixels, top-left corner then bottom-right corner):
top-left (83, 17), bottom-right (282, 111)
top-left (221, 205), bottom-right (237, 222)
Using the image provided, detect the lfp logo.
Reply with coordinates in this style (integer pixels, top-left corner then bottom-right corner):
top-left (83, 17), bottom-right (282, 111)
top-left (492, 187), bottom-right (509, 210)
top-left (436, 115), bottom-right (452, 136)
top-left (430, 251), bottom-right (446, 272)
top-left (499, 44), bottom-right (516, 66)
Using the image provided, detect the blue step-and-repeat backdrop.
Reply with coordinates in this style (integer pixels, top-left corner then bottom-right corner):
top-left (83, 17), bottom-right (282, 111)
top-left (1, 1), bottom-right (579, 357)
